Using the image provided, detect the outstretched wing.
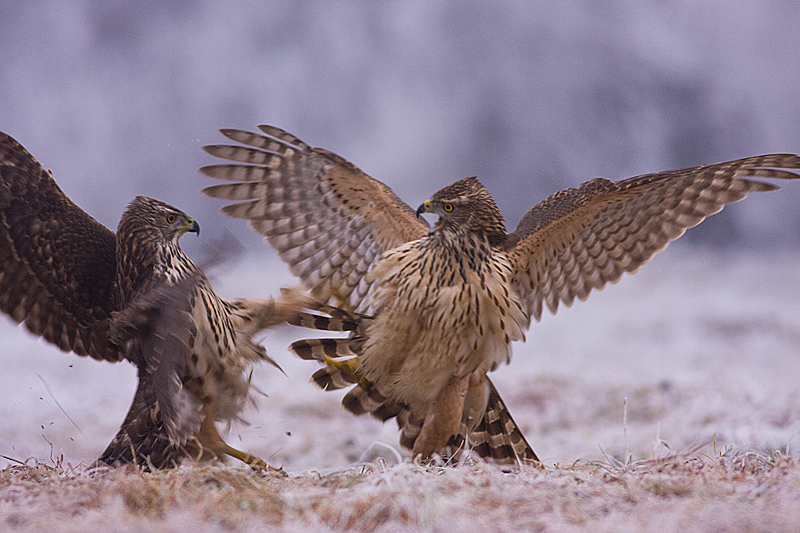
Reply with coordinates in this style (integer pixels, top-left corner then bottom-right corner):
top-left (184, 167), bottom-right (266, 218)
top-left (201, 125), bottom-right (428, 312)
top-left (506, 154), bottom-right (800, 321)
top-left (0, 132), bottom-right (121, 361)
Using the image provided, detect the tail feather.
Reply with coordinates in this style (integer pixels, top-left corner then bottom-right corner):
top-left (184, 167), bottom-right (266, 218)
top-left (290, 337), bottom-right (357, 361)
top-left (311, 365), bottom-right (358, 390)
top-left (291, 337), bottom-right (362, 390)
top-left (341, 381), bottom-right (404, 421)
top-left (293, 337), bottom-right (538, 466)
top-left (286, 297), bottom-right (407, 418)
top-left (288, 310), bottom-right (359, 332)
top-left (97, 369), bottom-right (183, 470)
top-left (287, 293), bottom-right (540, 466)
top-left (281, 288), bottom-right (363, 332)
top-left (290, 323), bottom-right (407, 423)
top-left (467, 378), bottom-right (539, 465)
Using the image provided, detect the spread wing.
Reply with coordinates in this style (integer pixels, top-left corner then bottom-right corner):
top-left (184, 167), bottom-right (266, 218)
top-left (0, 132), bottom-right (121, 361)
top-left (200, 125), bottom-right (428, 312)
top-left (505, 154), bottom-right (800, 321)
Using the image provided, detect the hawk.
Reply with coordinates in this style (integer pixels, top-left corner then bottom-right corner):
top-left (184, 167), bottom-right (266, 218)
top-left (201, 124), bottom-right (800, 466)
top-left (0, 132), bottom-right (300, 470)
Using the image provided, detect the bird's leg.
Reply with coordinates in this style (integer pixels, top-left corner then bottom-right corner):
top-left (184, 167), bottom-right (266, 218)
top-left (218, 442), bottom-right (272, 471)
top-left (463, 371), bottom-right (490, 434)
top-left (412, 376), bottom-right (469, 460)
top-left (192, 406), bottom-right (278, 472)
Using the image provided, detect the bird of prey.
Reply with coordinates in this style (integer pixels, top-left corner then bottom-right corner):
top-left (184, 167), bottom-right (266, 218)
top-left (201, 124), bottom-right (800, 466)
top-left (0, 132), bottom-right (300, 470)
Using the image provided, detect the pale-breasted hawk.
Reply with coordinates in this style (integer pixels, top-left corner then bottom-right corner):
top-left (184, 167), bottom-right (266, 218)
top-left (201, 124), bottom-right (800, 466)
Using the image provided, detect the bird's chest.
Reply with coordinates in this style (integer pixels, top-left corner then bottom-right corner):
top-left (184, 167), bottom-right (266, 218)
top-left (361, 238), bottom-right (527, 405)
top-left (181, 287), bottom-right (246, 404)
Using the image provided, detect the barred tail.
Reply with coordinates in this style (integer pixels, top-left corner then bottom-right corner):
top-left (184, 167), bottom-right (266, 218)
top-left (96, 370), bottom-right (183, 470)
top-left (286, 292), bottom-right (369, 391)
top-left (289, 337), bottom-right (361, 390)
top-left (341, 382), bottom-right (405, 421)
top-left (290, 337), bottom-right (356, 361)
top-left (292, 335), bottom-right (538, 466)
top-left (287, 310), bottom-right (360, 333)
top-left (281, 288), bottom-right (363, 332)
top-left (287, 296), bottom-right (422, 454)
top-left (290, 336), bottom-right (406, 424)
top-left (468, 378), bottom-right (539, 466)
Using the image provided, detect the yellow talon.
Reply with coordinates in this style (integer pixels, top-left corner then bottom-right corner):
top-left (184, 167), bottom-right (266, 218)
top-left (221, 444), bottom-right (284, 473)
top-left (321, 354), bottom-right (360, 375)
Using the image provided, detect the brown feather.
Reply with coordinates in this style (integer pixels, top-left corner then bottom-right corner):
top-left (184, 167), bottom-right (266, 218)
top-left (204, 124), bottom-right (799, 468)
top-left (467, 378), bottom-right (539, 466)
top-left (0, 131), bottom-right (119, 361)
top-left (201, 125), bottom-right (428, 311)
top-left (506, 154), bottom-right (800, 320)
top-left (1, 132), bottom-right (297, 471)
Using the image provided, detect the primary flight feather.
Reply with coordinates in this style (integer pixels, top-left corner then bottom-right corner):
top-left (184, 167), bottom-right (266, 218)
top-left (0, 132), bottom-right (301, 470)
top-left (202, 124), bottom-right (800, 466)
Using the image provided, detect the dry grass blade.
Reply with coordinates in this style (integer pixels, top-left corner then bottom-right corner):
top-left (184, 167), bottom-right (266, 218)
top-left (1, 447), bottom-right (800, 532)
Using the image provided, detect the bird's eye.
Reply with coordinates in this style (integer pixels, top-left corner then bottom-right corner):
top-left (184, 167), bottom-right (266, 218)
top-left (443, 203), bottom-right (454, 212)
top-left (166, 214), bottom-right (176, 224)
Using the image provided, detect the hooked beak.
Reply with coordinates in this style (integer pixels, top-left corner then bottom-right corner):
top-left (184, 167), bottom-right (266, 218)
top-left (185, 219), bottom-right (200, 236)
top-left (416, 199), bottom-right (442, 234)
top-left (415, 199), bottom-right (432, 218)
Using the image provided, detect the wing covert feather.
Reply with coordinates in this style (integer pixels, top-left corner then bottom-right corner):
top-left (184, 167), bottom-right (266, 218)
top-left (0, 132), bottom-right (121, 361)
top-left (506, 154), bottom-right (800, 320)
top-left (201, 125), bottom-right (428, 311)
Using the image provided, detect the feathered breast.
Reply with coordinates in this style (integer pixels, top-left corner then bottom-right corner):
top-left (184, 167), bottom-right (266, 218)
top-left (359, 232), bottom-right (528, 406)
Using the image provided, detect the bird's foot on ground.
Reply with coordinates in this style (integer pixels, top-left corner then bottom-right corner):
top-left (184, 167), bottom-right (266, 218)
top-left (222, 444), bottom-right (286, 476)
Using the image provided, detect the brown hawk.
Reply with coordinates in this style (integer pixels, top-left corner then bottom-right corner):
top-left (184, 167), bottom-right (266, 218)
top-left (0, 131), bottom-right (300, 470)
top-left (201, 124), bottom-right (800, 466)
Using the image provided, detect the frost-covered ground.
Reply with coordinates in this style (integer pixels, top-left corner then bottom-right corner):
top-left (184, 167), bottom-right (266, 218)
top-left (2, 246), bottom-right (800, 531)
top-left (3, 245), bottom-right (800, 473)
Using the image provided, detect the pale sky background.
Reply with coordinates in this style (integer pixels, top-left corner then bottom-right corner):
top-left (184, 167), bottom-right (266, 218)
top-left (0, 0), bottom-right (798, 256)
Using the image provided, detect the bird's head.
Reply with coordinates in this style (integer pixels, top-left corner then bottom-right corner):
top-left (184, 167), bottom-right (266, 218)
top-left (416, 177), bottom-right (506, 244)
top-left (119, 196), bottom-right (200, 245)
top-left (115, 197), bottom-right (201, 301)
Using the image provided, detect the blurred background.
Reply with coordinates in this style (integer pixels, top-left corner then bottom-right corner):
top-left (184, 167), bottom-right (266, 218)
top-left (1, 1), bottom-right (800, 471)
top-left (1, 1), bottom-right (798, 252)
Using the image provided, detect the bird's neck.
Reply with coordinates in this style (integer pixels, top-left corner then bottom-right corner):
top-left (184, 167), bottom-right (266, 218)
top-left (115, 231), bottom-right (199, 306)
top-left (159, 244), bottom-right (201, 283)
top-left (424, 228), bottom-right (495, 272)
